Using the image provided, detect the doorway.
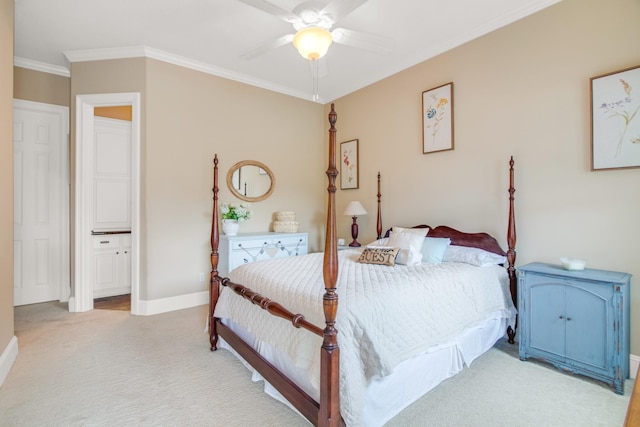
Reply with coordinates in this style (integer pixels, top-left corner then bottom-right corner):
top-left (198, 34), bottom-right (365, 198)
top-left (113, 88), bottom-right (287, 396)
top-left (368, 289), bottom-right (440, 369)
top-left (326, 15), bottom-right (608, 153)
top-left (71, 93), bottom-right (141, 314)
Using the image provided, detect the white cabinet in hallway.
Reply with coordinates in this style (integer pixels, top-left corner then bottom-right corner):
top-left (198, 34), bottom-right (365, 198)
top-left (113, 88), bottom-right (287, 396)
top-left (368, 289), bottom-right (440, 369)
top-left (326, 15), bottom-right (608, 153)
top-left (92, 234), bottom-right (131, 298)
top-left (93, 117), bottom-right (132, 232)
top-left (90, 117), bottom-right (132, 299)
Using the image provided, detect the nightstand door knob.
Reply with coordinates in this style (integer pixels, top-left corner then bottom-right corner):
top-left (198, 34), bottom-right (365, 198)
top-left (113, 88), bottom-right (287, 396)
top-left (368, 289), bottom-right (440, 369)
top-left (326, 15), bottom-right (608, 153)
top-left (559, 315), bottom-right (564, 319)
top-left (566, 317), bottom-right (571, 321)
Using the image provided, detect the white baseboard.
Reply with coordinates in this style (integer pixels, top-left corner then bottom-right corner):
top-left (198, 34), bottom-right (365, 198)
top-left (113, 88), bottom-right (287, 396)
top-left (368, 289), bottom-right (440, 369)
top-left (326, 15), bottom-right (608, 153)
top-left (137, 291), bottom-right (208, 316)
top-left (0, 336), bottom-right (18, 388)
top-left (631, 353), bottom-right (639, 379)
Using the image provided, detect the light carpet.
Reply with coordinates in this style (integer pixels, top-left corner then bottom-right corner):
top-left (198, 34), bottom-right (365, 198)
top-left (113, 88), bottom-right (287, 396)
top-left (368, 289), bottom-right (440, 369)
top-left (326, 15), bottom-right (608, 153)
top-left (0, 302), bottom-right (633, 426)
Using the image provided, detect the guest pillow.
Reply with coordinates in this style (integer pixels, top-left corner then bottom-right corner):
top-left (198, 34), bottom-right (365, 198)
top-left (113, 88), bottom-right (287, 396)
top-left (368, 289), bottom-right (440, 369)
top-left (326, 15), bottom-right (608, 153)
top-left (357, 247), bottom-right (400, 266)
top-left (443, 245), bottom-right (507, 266)
top-left (366, 239), bottom-right (413, 266)
top-left (387, 231), bottom-right (424, 266)
top-left (421, 237), bottom-right (451, 264)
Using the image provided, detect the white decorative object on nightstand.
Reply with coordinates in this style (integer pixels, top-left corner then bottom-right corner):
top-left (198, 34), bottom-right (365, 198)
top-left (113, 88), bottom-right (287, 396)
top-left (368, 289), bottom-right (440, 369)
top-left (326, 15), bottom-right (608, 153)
top-left (217, 232), bottom-right (308, 277)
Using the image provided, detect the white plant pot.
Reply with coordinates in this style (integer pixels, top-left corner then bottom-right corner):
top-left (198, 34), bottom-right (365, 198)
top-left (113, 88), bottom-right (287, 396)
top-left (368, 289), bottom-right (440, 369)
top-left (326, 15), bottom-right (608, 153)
top-left (222, 220), bottom-right (240, 236)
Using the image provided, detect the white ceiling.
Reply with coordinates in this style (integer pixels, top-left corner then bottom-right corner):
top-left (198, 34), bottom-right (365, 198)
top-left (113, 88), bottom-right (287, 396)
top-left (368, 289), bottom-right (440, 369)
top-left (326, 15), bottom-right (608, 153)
top-left (14, 0), bottom-right (561, 102)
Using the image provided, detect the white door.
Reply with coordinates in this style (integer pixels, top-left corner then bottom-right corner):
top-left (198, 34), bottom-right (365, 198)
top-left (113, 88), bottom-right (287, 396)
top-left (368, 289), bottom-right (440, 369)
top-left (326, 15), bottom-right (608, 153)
top-left (13, 100), bottom-right (69, 306)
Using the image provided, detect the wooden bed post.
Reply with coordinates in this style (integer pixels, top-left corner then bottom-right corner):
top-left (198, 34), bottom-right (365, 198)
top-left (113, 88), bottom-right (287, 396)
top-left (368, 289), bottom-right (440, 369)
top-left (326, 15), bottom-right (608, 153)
top-left (506, 156), bottom-right (517, 344)
top-left (319, 103), bottom-right (340, 427)
top-left (376, 172), bottom-right (382, 240)
top-left (209, 155), bottom-right (220, 351)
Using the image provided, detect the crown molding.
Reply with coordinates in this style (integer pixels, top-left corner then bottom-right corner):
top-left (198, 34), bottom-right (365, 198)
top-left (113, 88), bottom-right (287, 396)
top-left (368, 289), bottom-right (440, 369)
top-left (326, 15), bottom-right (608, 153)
top-left (13, 57), bottom-right (70, 77)
top-left (63, 46), bottom-right (147, 63)
top-left (63, 46), bottom-right (321, 103)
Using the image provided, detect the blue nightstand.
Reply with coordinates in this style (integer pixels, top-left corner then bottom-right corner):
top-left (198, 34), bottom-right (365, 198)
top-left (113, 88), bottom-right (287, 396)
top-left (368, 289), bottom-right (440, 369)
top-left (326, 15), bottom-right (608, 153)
top-left (518, 262), bottom-right (631, 394)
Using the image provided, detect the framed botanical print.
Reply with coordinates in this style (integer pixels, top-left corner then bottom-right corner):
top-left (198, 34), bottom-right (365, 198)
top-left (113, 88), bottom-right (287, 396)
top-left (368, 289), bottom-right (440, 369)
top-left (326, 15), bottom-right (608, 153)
top-left (591, 65), bottom-right (640, 170)
top-left (340, 139), bottom-right (359, 190)
top-left (422, 82), bottom-right (454, 154)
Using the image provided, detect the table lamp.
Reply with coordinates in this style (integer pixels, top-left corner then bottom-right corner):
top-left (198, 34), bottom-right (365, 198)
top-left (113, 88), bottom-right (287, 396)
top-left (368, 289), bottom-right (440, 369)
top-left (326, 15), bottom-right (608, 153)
top-left (344, 201), bottom-right (367, 247)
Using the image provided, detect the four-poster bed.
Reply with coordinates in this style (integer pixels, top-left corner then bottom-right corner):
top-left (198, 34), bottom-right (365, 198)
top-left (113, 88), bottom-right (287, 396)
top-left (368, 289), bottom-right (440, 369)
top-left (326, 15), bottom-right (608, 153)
top-left (208, 104), bottom-right (517, 426)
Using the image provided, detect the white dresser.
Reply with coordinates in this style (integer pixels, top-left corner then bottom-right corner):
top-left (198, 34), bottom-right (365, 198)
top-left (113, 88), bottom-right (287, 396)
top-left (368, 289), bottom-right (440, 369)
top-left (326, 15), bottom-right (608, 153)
top-left (217, 232), bottom-right (308, 277)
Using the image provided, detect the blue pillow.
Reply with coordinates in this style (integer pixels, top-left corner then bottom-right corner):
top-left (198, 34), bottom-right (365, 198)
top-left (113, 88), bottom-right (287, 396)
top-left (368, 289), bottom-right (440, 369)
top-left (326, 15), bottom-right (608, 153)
top-left (421, 237), bottom-right (451, 264)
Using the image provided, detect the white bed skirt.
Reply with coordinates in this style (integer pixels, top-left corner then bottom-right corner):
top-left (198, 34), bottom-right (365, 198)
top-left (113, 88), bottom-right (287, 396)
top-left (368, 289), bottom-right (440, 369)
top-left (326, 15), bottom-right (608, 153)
top-left (218, 309), bottom-right (514, 427)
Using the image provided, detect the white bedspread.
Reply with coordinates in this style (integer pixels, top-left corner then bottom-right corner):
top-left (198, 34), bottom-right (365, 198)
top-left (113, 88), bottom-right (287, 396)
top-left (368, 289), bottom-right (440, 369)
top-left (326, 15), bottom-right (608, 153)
top-left (214, 249), bottom-right (516, 427)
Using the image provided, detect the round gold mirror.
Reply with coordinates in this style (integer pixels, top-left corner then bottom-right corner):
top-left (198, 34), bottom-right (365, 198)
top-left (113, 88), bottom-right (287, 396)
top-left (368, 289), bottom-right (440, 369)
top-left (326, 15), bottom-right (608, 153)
top-left (226, 160), bottom-right (275, 202)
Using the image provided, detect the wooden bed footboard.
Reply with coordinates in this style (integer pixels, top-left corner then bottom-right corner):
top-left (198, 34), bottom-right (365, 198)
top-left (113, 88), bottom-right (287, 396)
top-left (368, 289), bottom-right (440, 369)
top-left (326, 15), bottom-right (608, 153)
top-left (209, 105), bottom-right (342, 427)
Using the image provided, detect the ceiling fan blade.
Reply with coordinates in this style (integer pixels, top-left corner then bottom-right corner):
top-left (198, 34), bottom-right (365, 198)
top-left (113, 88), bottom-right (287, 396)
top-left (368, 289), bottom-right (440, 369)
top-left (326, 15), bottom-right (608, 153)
top-left (331, 28), bottom-right (394, 55)
top-left (240, 34), bottom-right (294, 60)
top-left (320, 0), bottom-right (369, 23)
top-left (235, 0), bottom-right (297, 23)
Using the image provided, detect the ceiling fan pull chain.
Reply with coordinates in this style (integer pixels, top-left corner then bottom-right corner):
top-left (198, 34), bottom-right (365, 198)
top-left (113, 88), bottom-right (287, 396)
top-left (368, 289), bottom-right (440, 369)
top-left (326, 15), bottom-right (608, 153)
top-left (311, 59), bottom-right (319, 102)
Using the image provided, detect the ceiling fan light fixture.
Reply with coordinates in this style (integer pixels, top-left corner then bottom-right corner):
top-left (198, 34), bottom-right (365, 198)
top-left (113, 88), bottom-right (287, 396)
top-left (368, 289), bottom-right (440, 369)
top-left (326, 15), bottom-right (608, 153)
top-left (293, 27), bottom-right (333, 60)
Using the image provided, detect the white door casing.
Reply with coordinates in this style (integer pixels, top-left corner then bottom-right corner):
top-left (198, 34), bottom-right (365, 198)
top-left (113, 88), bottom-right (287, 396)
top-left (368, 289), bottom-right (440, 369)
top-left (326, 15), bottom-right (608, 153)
top-left (71, 93), bottom-right (141, 314)
top-left (13, 100), bottom-right (70, 306)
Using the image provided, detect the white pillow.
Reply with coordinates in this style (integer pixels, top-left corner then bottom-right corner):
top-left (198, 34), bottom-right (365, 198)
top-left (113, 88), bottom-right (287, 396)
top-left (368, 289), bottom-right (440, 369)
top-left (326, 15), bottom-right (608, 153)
top-left (391, 226), bottom-right (429, 237)
top-left (421, 237), bottom-right (451, 264)
top-left (387, 231), bottom-right (424, 266)
top-left (367, 238), bottom-right (389, 246)
top-left (443, 245), bottom-right (507, 266)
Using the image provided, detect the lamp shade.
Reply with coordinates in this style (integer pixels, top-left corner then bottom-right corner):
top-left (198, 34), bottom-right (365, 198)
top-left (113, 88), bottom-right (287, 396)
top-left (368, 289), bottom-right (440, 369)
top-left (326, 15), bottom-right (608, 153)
top-left (344, 201), bottom-right (367, 216)
top-left (292, 27), bottom-right (333, 60)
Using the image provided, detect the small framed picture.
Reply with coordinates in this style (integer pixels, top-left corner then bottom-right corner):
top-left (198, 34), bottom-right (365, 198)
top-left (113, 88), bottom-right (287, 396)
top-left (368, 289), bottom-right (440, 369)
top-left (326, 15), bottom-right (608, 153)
top-left (591, 65), bottom-right (640, 170)
top-left (422, 82), bottom-right (454, 154)
top-left (340, 139), bottom-right (359, 190)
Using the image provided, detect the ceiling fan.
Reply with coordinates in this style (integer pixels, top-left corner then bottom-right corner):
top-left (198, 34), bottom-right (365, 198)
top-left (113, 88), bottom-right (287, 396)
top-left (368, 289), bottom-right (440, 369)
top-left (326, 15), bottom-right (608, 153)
top-left (236, 0), bottom-right (394, 61)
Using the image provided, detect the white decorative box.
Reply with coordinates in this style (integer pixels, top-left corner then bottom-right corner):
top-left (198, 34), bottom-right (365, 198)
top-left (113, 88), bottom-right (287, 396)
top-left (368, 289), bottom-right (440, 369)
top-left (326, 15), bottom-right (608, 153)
top-left (273, 220), bottom-right (299, 233)
top-left (275, 211), bottom-right (296, 221)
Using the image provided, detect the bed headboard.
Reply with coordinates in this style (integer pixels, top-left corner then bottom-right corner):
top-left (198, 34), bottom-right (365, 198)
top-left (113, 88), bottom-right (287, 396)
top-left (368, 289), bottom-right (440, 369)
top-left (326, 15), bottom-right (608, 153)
top-left (384, 225), bottom-right (506, 256)
top-left (379, 157), bottom-right (517, 338)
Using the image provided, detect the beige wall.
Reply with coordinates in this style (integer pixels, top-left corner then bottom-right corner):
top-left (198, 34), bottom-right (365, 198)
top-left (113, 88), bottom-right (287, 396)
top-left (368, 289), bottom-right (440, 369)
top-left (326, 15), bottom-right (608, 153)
top-left (144, 59), bottom-right (324, 299)
top-left (332, 0), bottom-right (640, 354)
top-left (14, 67), bottom-right (70, 106)
top-left (0, 0), bottom-right (14, 361)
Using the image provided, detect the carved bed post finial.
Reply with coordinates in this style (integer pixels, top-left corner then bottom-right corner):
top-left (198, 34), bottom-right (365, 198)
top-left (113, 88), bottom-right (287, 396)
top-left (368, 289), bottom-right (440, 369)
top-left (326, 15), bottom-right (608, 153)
top-left (320, 103), bottom-right (340, 427)
top-left (210, 154), bottom-right (221, 351)
top-left (506, 156), bottom-right (517, 344)
top-left (376, 172), bottom-right (382, 239)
